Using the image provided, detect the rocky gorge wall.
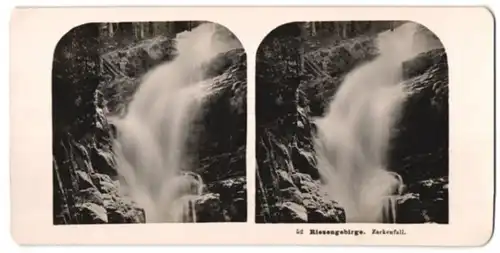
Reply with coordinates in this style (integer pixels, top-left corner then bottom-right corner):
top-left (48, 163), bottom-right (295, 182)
top-left (256, 23), bottom-right (347, 223)
top-left (53, 24), bottom-right (147, 224)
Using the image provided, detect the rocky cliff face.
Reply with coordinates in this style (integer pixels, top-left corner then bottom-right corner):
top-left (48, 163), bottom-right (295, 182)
top-left (301, 36), bottom-right (378, 117)
top-left (53, 24), bottom-right (147, 224)
top-left (394, 48), bottom-right (449, 223)
top-left (191, 48), bottom-right (247, 222)
top-left (53, 24), bottom-right (247, 223)
top-left (256, 23), bottom-right (345, 223)
top-left (99, 37), bottom-right (176, 117)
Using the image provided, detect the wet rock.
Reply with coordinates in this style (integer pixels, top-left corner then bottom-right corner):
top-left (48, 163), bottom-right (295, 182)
top-left (194, 193), bottom-right (225, 222)
top-left (302, 36), bottom-right (378, 117)
top-left (205, 48), bottom-right (245, 78)
top-left (391, 48), bottom-right (448, 183)
top-left (308, 46), bottom-right (354, 77)
top-left (99, 77), bottom-right (141, 117)
top-left (91, 173), bottom-right (118, 194)
top-left (396, 177), bottom-right (448, 223)
top-left (292, 173), bottom-right (320, 194)
top-left (181, 48), bottom-right (248, 222)
top-left (280, 187), bottom-right (304, 204)
top-left (55, 138), bottom-right (147, 224)
top-left (269, 171), bottom-right (345, 223)
top-left (194, 48), bottom-right (247, 183)
top-left (75, 170), bottom-right (96, 190)
top-left (291, 172), bottom-right (313, 187)
top-left (99, 37), bottom-right (176, 117)
top-left (206, 176), bottom-right (247, 222)
top-left (291, 146), bottom-right (320, 180)
top-left (229, 197), bottom-right (246, 222)
top-left (299, 180), bottom-right (345, 223)
top-left (326, 207), bottom-right (346, 223)
top-left (74, 170), bottom-right (146, 224)
top-left (307, 209), bottom-right (334, 223)
top-left (396, 193), bottom-right (426, 223)
top-left (277, 170), bottom-right (296, 189)
top-left (75, 202), bottom-right (108, 224)
top-left (106, 197), bottom-right (146, 223)
top-left (408, 176), bottom-right (448, 197)
top-left (403, 48), bottom-right (447, 79)
top-left (102, 36), bottom-right (176, 79)
top-left (277, 202), bottom-right (308, 223)
top-left (76, 187), bottom-right (104, 206)
top-left (390, 48), bottom-right (448, 224)
top-left (89, 143), bottom-right (116, 177)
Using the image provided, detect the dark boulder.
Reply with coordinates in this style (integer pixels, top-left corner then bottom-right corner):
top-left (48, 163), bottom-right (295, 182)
top-left (390, 48), bottom-right (448, 183)
top-left (75, 203), bottom-right (108, 224)
top-left (255, 23), bottom-right (346, 223)
top-left (397, 177), bottom-right (448, 224)
top-left (194, 193), bottom-right (226, 222)
top-left (205, 176), bottom-right (247, 222)
top-left (277, 202), bottom-right (308, 223)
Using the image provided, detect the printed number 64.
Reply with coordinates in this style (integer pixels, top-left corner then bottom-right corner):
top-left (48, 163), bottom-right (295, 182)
top-left (296, 229), bottom-right (304, 235)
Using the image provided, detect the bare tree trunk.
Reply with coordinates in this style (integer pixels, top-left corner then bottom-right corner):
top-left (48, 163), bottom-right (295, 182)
top-left (299, 23), bottom-right (307, 73)
top-left (165, 22), bottom-right (173, 36)
top-left (133, 23), bottom-right (139, 39)
top-left (98, 23), bottom-right (108, 39)
top-left (334, 22), bottom-right (341, 39)
top-left (311, 22), bottom-right (316, 36)
top-left (342, 22), bottom-right (348, 38)
top-left (140, 23), bottom-right (145, 39)
top-left (150, 22), bottom-right (157, 36)
top-left (108, 23), bottom-right (114, 37)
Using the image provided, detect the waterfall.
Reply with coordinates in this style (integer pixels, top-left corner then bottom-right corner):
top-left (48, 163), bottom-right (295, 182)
top-left (109, 23), bottom-right (241, 223)
top-left (314, 22), bottom-right (437, 223)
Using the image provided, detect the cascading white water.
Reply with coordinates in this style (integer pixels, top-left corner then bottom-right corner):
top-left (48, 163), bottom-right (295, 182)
top-left (314, 22), bottom-right (438, 223)
top-left (109, 23), bottom-right (241, 223)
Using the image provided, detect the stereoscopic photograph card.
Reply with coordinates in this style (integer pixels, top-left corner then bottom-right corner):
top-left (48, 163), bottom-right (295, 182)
top-left (9, 6), bottom-right (494, 246)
